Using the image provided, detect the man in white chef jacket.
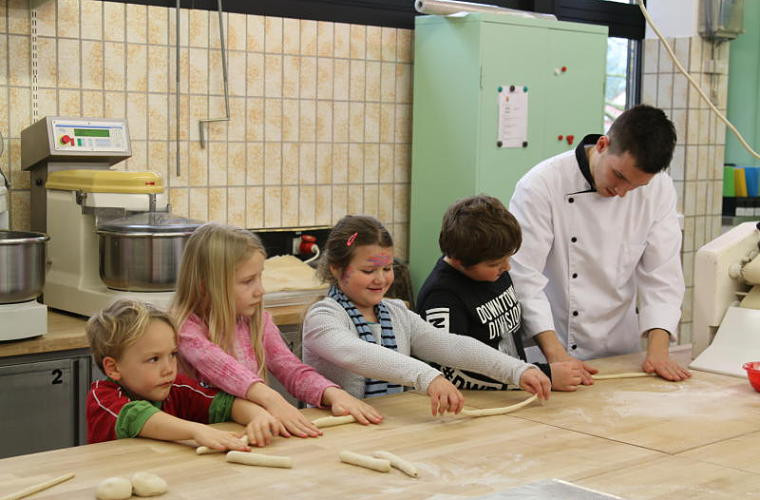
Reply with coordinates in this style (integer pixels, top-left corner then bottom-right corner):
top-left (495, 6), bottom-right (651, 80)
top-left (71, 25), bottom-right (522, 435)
top-left (509, 104), bottom-right (691, 384)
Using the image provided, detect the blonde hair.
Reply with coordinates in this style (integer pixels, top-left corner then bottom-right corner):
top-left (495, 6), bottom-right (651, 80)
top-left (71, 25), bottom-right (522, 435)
top-left (87, 299), bottom-right (176, 371)
top-left (172, 222), bottom-right (267, 379)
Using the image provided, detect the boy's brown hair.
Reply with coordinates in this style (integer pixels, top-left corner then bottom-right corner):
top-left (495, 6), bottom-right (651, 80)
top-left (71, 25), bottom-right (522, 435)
top-left (87, 299), bottom-right (176, 370)
top-left (439, 194), bottom-right (522, 267)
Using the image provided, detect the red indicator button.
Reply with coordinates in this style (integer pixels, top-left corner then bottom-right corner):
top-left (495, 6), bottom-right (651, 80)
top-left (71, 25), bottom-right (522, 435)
top-left (557, 135), bottom-right (564, 141)
top-left (566, 135), bottom-right (575, 145)
top-left (561, 66), bottom-right (567, 73)
top-left (60, 135), bottom-right (72, 145)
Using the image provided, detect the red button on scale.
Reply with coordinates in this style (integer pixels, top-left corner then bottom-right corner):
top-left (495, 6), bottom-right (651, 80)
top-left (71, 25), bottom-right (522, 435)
top-left (60, 135), bottom-right (72, 145)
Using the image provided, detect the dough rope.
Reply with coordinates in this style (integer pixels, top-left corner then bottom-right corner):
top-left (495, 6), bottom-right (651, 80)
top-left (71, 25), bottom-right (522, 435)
top-left (196, 434), bottom-right (249, 455)
top-left (225, 451), bottom-right (294, 469)
top-left (592, 372), bottom-right (655, 380)
top-left (312, 415), bottom-right (357, 429)
top-left (461, 393), bottom-right (538, 417)
top-left (373, 451), bottom-right (419, 478)
top-left (339, 450), bottom-right (391, 473)
top-left (0, 473), bottom-right (75, 500)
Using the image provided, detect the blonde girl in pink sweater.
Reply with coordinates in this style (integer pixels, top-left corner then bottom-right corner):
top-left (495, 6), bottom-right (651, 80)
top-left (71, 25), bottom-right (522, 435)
top-left (172, 223), bottom-right (381, 444)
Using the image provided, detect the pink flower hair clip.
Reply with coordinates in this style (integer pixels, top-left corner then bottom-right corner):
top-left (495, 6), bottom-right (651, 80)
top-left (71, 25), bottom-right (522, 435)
top-left (346, 232), bottom-right (358, 246)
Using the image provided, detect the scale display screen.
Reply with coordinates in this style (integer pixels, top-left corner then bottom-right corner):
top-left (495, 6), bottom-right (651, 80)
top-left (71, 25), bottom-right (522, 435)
top-left (51, 119), bottom-right (128, 153)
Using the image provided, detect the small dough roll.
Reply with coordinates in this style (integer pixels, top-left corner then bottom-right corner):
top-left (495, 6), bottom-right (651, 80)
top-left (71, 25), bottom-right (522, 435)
top-left (130, 471), bottom-right (168, 497)
top-left (339, 450), bottom-right (391, 473)
top-left (225, 451), bottom-right (293, 469)
top-left (592, 372), bottom-right (654, 380)
top-left (373, 451), bottom-right (419, 478)
top-left (196, 434), bottom-right (249, 455)
top-left (462, 393), bottom-right (538, 417)
top-left (312, 415), bottom-right (356, 429)
top-left (95, 477), bottom-right (132, 500)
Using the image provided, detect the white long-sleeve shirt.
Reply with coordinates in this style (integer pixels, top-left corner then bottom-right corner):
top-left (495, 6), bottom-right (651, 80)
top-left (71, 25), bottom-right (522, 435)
top-left (509, 147), bottom-right (684, 361)
top-left (302, 297), bottom-right (534, 399)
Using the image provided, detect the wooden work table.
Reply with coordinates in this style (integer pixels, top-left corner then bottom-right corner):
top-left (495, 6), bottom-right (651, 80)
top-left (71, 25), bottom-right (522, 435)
top-left (2, 353), bottom-right (760, 499)
top-left (0, 304), bottom-right (310, 359)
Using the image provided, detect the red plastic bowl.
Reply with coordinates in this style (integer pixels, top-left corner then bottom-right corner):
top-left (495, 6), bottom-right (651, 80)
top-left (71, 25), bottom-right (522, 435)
top-left (742, 362), bottom-right (760, 392)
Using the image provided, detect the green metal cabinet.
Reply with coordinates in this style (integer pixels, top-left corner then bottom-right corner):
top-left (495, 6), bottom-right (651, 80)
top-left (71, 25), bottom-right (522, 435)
top-left (409, 13), bottom-right (607, 290)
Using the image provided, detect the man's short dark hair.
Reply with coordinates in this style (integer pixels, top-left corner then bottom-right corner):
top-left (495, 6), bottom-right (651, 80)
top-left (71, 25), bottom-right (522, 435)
top-left (439, 194), bottom-right (521, 268)
top-left (607, 104), bottom-right (676, 174)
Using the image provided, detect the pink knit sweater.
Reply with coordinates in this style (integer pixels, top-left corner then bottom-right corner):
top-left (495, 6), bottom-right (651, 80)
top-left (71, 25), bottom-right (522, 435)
top-left (177, 311), bottom-right (338, 407)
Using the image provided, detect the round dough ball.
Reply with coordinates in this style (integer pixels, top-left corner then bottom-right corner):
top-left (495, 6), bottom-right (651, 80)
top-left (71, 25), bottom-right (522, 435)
top-left (131, 471), bottom-right (168, 497)
top-left (95, 477), bottom-right (132, 500)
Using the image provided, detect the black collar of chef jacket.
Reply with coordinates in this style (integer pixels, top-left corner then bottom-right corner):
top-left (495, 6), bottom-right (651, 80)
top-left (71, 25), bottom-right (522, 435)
top-left (572, 134), bottom-right (602, 194)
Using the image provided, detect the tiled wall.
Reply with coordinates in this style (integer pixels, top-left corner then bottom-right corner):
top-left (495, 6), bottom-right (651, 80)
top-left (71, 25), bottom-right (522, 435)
top-left (0, 0), bottom-right (414, 258)
top-left (642, 36), bottom-right (729, 345)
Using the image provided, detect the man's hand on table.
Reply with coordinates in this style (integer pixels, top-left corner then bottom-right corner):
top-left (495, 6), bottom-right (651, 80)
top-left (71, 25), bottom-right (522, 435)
top-left (644, 328), bottom-right (691, 381)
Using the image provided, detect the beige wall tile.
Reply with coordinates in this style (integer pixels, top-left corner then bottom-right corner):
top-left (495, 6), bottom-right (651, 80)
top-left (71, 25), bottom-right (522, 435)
top-left (350, 24), bottom-right (365, 59)
top-left (9, 190), bottom-right (30, 230)
top-left (147, 140), bottom-right (168, 181)
top-left (366, 26), bottom-right (381, 60)
top-left (301, 19), bottom-right (317, 56)
top-left (228, 13), bottom-right (246, 52)
top-left (126, 92), bottom-right (147, 140)
top-left (333, 101), bottom-right (348, 142)
top-left (696, 180), bottom-right (707, 215)
top-left (147, 5), bottom-right (167, 45)
top-left (643, 38), bottom-right (658, 74)
top-left (189, 8), bottom-right (208, 48)
top-left (8, 0), bottom-right (29, 34)
top-left (169, 187), bottom-right (189, 217)
top-left (228, 51), bottom-right (246, 96)
top-left (246, 186), bottom-right (264, 228)
top-left (148, 45), bottom-right (168, 92)
top-left (209, 142), bottom-right (227, 185)
top-left (104, 91), bottom-right (125, 118)
top-left (670, 145), bottom-right (685, 181)
top-left (265, 17), bottom-right (282, 53)
top-left (208, 11), bottom-right (227, 50)
top-left (103, 2), bottom-right (125, 41)
top-left (104, 42), bottom-right (125, 90)
top-left (348, 143), bottom-right (363, 184)
top-left (332, 184), bottom-right (347, 223)
top-left (299, 99), bottom-right (315, 142)
top-left (334, 23), bottom-right (349, 58)
top-left (347, 183), bottom-right (363, 216)
top-left (82, 90), bottom-right (103, 117)
top-left (379, 183), bottom-right (393, 223)
top-left (365, 103), bottom-right (379, 144)
top-left (379, 103), bottom-right (394, 143)
top-left (316, 143), bottom-right (332, 184)
top-left (656, 73), bottom-right (672, 109)
top-left (380, 62), bottom-right (395, 102)
top-left (282, 54), bottom-right (300, 98)
top-left (688, 36), bottom-right (701, 73)
top-left (282, 18), bottom-right (299, 55)
top-left (300, 56), bottom-right (316, 99)
top-left (365, 61), bottom-right (380, 101)
top-left (246, 97), bottom-right (264, 141)
top-left (395, 104), bottom-right (411, 144)
top-left (317, 57), bottom-right (333, 100)
top-left (264, 54), bottom-right (282, 97)
top-left (349, 101), bottom-right (364, 143)
top-left (226, 141), bottom-right (245, 186)
top-left (33, 2), bottom-right (56, 37)
top-left (379, 144), bottom-right (393, 183)
top-left (0, 36), bottom-right (6, 85)
top-left (299, 142), bottom-right (315, 185)
top-left (128, 139), bottom-right (147, 171)
top-left (57, 0), bottom-right (80, 38)
top-left (228, 96), bottom-right (245, 142)
top-left (9, 35), bottom-right (29, 87)
top-left (188, 47), bottom-right (209, 94)
top-left (333, 58), bottom-right (349, 100)
top-left (36, 37), bottom-right (56, 88)
top-left (282, 142), bottom-right (298, 184)
top-left (332, 143), bottom-right (348, 184)
top-left (393, 183), bottom-right (409, 223)
top-left (282, 185), bottom-right (298, 226)
top-left (264, 186), bottom-right (282, 227)
top-left (246, 15), bottom-right (264, 52)
top-left (208, 49), bottom-right (223, 95)
top-left (394, 144), bottom-right (410, 183)
top-left (9, 87), bottom-right (30, 138)
top-left (9, 139), bottom-right (28, 188)
top-left (81, 0), bottom-right (102, 40)
top-left (317, 21), bottom-right (333, 57)
top-left (363, 143), bottom-right (379, 184)
top-left (381, 27), bottom-right (396, 62)
top-left (81, 40), bottom-right (104, 89)
top-left (264, 142), bottom-right (282, 185)
top-left (188, 187), bottom-right (208, 221)
top-left (58, 38), bottom-right (81, 88)
top-left (207, 95), bottom-right (228, 142)
top-left (364, 184), bottom-right (378, 218)
top-left (126, 3), bottom-right (147, 43)
top-left (36, 88), bottom-right (58, 117)
top-left (247, 52), bottom-right (264, 96)
top-left (397, 29), bottom-right (412, 63)
top-left (168, 141), bottom-right (189, 187)
top-left (697, 145), bottom-right (709, 180)
top-left (349, 59), bottom-right (365, 101)
top-left (228, 187), bottom-right (245, 227)
top-left (395, 63), bottom-right (412, 103)
top-left (299, 185), bottom-right (316, 226)
top-left (188, 94), bottom-right (207, 141)
top-left (316, 185), bottom-right (331, 225)
top-left (641, 74), bottom-right (657, 107)
top-left (126, 44), bottom-right (147, 91)
top-left (246, 142), bottom-right (264, 185)
top-left (316, 100), bottom-right (332, 143)
top-left (189, 142), bottom-right (208, 186)
top-left (264, 98), bottom-right (282, 141)
top-left (674, 37), bottom-right (689, 70)
top-left (683, 181), bottom-right (696, 215)
top-left (657, 38), bottom-right (674, 73)
top-left (148, 93), bottom-right (168, 140)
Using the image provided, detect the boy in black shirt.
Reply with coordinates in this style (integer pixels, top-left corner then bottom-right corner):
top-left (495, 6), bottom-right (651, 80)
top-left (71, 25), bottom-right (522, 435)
top-left (417, 195), bottom-right (582, 391)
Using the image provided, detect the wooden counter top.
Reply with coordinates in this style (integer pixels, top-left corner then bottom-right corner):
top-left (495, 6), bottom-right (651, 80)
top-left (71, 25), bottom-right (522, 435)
top-left (2, 353), bottom-right (760, 499)
top-left (0, 304), bottom-right (310, 359)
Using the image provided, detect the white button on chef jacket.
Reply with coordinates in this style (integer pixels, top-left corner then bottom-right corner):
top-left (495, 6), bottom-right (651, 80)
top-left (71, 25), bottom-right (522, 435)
top-left (508, 149), bottom-right (684, 361)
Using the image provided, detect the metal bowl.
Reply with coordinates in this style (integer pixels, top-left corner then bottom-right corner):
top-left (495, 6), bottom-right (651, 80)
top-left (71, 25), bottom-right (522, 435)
top-left (96, 213), bottom-right (201, 292)
top-left (0, 230), bottom-right (49, 303)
